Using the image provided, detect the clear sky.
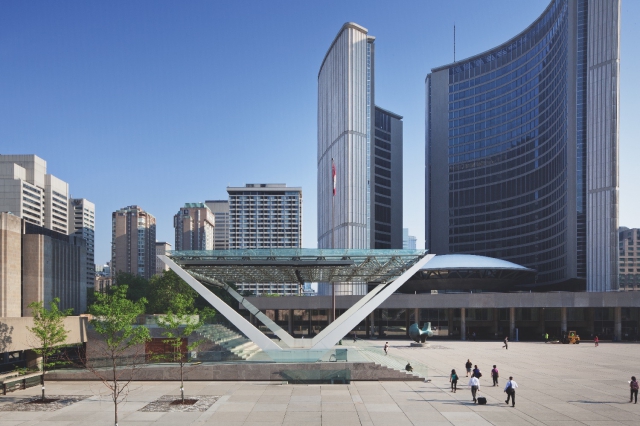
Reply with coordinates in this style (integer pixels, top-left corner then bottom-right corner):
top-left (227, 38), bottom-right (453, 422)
top-left (1, 0), bottom-right (638, 265)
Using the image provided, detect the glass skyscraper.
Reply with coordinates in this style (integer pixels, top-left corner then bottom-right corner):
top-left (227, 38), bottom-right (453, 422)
top-left (426, 0), bottom-right (620, 291)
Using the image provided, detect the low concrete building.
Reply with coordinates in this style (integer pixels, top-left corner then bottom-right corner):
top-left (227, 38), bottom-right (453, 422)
top-left (22, 223), bottom-right (87, 315)
top-left (0, 212), bottom-right (87, 317)
top-left (0, 316), bottom-right (88, 371)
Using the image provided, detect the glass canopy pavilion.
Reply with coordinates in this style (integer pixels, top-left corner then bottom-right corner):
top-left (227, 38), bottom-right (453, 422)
top-left (159, 249), bottom-right (434, 361)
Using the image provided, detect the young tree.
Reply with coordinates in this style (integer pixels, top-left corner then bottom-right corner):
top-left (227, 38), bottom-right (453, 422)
top-left (155, 293), bottom-right (214, 403)
top-left (87, 285), bottom-right (150, 426)
top-left (27, 297), bottom-right (73, 401)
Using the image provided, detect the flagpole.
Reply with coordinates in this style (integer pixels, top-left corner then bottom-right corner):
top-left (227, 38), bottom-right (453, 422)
top-left (331, 158), bottom-right (336, 324)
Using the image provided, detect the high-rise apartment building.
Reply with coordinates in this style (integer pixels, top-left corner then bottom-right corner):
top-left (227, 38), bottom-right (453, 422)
top-left (173, 203), bottom-right (214, 251)
top-left (0, 155), bottom-right (69, 232)
top-left (111, 205), bottom-right (156, 280)
top-left (618, 227), bottom-right (640, 291)
top-left (205, 200), bottom-right (230, 250)
top-left (425, 0), bottom-right (620, 291)
top-left (69, 198), bottom-right (95, 290)
top-left (317, 23), bottom-right (403, 295)
top-left (155, 242), bottom-right (171, 275)
top-left (227, 184), bottom-right (302, 295)
top-left (228, 184), bottom-right (302, 250)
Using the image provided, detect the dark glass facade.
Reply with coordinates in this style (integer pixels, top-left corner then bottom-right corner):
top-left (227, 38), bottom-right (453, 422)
top-left (426, 0), bottom-right (598, 286)
top-left (373, 106), bottom-right (403, 249)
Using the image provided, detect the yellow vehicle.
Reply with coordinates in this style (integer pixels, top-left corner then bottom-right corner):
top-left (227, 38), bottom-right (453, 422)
top-left (563, 331), bottom-right (580, 344)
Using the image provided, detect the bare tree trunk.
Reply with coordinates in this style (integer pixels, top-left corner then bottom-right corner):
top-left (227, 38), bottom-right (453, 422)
top-left (41, 354), bottom-right (46, 401)
top-left (180, 359), bottom-right (184, 403)
top-left (112, 357), bottom-right (118, 426)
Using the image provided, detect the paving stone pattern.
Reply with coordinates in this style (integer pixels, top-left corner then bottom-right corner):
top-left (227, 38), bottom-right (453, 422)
top-left (0, 340), bottom-right (638, 425)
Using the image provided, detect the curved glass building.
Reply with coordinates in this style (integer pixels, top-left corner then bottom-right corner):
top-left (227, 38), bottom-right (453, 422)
top-left (318, 23), bottom-right (404, 295)
top-left (426, 0), bottom-right (620, 291)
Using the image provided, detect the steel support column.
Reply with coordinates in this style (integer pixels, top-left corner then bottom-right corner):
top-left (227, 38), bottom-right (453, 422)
top-left (509, 307), bottom-right (516, 340)
top-left (461, 308), bottom-right (466, 341)
top-left (614, 307), bottom-right (622, 341)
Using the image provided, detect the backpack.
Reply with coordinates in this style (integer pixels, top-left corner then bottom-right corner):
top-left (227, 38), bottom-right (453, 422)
top-left (506, 382), bottom-right (513, 393)
top-left (451, 374), bottom-right (458, 381)
top-left (632, 381), bottom-right (639, 390)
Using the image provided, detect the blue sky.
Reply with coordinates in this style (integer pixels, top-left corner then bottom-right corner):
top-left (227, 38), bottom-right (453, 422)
top-left (1, 0), bottom-right (638, 265)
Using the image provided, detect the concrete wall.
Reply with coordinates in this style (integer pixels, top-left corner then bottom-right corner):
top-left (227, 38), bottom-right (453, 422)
top-left (22, 233), bottom-right (87, 315)
top-left (0, 316), bottom-right (88, 353)
top-left (0, 213), bottom-right (22, 317)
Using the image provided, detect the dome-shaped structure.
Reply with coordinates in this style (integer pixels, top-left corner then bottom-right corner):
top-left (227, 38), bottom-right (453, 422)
top-left (400, 254), bottom-right (536, 293)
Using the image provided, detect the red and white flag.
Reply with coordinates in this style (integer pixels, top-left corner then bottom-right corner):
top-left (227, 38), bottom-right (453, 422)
top-left (332, 159), bottom-right (336, 196)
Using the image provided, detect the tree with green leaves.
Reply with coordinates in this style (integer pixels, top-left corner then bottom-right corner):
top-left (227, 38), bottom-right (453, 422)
top-left (86, 285), bottom-right (150, 426)
top-left (155, 293), bottom-right (214, 403)
top-left (147, 269), bottom-right (198, 314)
top-left (113, 271), bottom-right (150, 304)
top-left (27, 297), bottom-right (73, 401)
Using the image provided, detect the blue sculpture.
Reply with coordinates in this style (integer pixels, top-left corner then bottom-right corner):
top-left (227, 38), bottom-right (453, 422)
top-left (409, 322), bottom-right (434, 343)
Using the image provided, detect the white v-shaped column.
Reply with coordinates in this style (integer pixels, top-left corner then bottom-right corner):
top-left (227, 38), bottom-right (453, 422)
top-left (158, 253), bottom-right (434, 352)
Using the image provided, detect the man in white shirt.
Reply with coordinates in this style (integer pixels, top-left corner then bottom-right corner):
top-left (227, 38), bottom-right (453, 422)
top-left (504, 376), bottom-right (518, 406)
top-left (468, 375), bottom-right (480, 403)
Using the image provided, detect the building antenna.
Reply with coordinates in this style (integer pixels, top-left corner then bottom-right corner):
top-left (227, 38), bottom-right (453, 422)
top-left (454, 23), bottom-right (456, 62)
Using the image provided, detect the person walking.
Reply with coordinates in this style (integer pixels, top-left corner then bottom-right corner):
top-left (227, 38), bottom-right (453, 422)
top-left (450, 369), bottom-right (458, 392)
top-left (504, 376), bottom-right (518, 407)
top-left (472, 331), bottom-right (476, 341)
top-left (465, 359), bottom-right (473, 377)
top-left (594, 335), bottom-right (599, 347)
top-left (383, 342), bottom-right (389, 355)
top-left (473, 365), bottom-right (482, 379)
top-left (468, 375), bottom-right (480, 403)
top-left (503, 336), bottom-right (509, 350)
top-left (491, 365), bottom-right (499, 386)
top-left (630, 376), bottom-right (639, 403)
top-left (544, 332), bottom-right (549, 342)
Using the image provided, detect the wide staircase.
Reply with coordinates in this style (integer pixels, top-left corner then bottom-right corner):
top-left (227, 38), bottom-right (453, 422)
top-left (197, 324), bottom-right (263, 360)
top-left (357, 346), bottom-right (428, 381)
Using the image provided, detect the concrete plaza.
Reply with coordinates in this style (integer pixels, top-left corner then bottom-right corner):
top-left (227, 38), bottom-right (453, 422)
top-left (0, 340), bottom-right (638, 425)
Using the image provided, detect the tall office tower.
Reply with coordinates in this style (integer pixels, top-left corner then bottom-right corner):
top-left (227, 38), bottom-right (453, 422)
top-left (618, 228), bottom-right (640, 291)
top-left (403, 228), bottom-right (417, 250)
top-left (69, 198), bottom-right (95, 291)
top-left (317, 23), bottom-right (403, 295)
top-left (111, 205), bottom-right (156, 280)
top-left (0, 155), bottom-right (69, 232)
top-left (173, 203), bottom-right (214, 251)
top-left (426, 0), bottom-right (620, 291)
top-left (205, 200), bottom-right (230, 250)
top-left (227, 184), bottom-right (302, 295)
top-left (155, 242), bottom-right (171, 275)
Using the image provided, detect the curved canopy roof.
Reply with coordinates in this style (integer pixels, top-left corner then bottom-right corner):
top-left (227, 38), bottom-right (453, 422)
top-left (400, 254), bottom-right (536, 293)
top-left (420, 254), bottom-right (534, 271)
top-left (167, 249), bottom-right (428, 285)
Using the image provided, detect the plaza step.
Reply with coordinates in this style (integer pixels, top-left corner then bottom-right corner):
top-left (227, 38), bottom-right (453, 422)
top-left (197, 324), bottom-right (263, 360)
top-left (357, 346), bottom-right (428, 381)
